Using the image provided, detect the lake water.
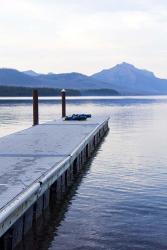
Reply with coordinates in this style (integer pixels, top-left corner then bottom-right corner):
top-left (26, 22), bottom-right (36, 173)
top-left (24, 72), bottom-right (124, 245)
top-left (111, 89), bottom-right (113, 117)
top-left (1, 96), bottom-right (167, 250)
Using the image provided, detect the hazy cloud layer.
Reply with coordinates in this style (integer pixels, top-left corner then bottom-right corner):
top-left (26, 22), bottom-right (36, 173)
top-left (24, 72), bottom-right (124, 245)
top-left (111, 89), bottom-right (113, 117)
top-left (0, 0), bottom-right (166, 77)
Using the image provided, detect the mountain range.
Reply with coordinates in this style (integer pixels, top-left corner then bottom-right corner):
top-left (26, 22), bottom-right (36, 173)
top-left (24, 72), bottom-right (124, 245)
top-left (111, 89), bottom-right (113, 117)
top-left (0, 63), bottom-right (167, 95)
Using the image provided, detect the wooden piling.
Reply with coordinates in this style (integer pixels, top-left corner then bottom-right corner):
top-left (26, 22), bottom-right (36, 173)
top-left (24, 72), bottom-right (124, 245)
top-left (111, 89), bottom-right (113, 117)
top-left (33, 89), bottom-right (39, 126)
top-left (61, 89), bottom-right (66, 118)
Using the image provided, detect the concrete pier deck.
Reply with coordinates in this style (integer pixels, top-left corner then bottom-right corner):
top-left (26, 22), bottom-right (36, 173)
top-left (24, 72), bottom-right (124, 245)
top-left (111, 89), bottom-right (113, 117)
top-left (0, 116), bottom-right (109, 249)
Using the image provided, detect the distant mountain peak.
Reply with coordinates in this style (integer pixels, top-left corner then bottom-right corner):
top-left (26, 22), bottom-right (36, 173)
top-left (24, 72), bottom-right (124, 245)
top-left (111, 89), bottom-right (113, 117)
top-left (95, 62), bottom-right (155, 79)
top-left (117, 62), bottom-right (135, 68)
top-left (92, 62), bottom-right (166, 94)
top-left (23, 70), bottom-right (39, 77)
top-left (118, 62), bottom-right (154, 75)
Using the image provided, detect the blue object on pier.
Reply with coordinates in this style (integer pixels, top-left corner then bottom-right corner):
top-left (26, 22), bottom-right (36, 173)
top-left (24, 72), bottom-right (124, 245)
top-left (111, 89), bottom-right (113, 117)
top-left (65, 114), bottom-right (92, 121)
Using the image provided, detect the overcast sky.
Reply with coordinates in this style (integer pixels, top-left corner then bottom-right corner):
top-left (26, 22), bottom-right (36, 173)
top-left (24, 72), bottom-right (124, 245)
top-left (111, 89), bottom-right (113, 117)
top-left (0, 0), bottom-right (167, 77)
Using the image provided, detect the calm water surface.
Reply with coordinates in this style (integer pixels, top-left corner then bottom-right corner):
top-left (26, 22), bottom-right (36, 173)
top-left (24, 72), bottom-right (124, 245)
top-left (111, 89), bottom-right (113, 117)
top-left (1, 96), bottom-right (167, 250)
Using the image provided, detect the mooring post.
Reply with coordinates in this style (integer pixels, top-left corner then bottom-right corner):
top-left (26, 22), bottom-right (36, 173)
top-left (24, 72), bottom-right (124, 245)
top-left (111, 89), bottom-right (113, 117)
top-left (33, 89), bottom-right (39, 126)
top-left (61, 89), bottom-right (66, 118)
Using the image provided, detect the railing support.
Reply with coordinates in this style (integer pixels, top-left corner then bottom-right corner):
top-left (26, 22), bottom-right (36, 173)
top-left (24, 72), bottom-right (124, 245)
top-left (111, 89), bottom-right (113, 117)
top-left (33, 89), bottom-right (39, 126)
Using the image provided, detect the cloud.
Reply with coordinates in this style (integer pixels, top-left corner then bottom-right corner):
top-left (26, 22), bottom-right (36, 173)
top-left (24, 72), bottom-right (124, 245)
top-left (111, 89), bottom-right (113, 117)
top-left (0, 0), bottom-right (166, 77)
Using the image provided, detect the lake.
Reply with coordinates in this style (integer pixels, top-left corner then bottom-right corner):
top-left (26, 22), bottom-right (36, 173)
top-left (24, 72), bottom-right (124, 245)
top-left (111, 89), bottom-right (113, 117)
top-left (1, 96), bottom-right (167, 250)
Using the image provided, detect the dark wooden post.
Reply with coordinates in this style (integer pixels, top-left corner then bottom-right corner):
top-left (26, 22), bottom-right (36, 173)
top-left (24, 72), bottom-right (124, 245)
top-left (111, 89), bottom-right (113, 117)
top-left (61, 89), bottom-right (66, 118)
top-left (33, 89), bottom-right (39, 126)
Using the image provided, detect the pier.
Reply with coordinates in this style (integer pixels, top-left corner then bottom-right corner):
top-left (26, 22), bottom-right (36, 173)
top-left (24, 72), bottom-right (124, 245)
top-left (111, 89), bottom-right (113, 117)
top-left (0, 114), bottom-right (109, 249)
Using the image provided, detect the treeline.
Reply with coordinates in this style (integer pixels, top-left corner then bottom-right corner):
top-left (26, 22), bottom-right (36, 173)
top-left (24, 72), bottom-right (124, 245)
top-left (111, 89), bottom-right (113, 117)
top-left (0, 86), bottom-right (80, 96)
top-left (0, 86), bottom-right (120, 96)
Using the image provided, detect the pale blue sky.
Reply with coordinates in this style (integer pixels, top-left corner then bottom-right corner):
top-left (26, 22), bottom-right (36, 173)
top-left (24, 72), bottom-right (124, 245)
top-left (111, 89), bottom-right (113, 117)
top-left (0, 0), bottom-right (167, 77)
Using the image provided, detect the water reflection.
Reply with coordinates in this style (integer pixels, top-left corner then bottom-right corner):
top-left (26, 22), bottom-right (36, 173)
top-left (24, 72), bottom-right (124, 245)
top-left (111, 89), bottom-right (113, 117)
top-left (1, 96), bottom-right (167, 138)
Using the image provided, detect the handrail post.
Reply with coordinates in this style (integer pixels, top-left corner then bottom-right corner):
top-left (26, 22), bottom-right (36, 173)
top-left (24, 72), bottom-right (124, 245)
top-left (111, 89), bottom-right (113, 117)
top-left (61, 89), bottom-right (66, 118)
top-left (33, 89), bottom-right (39, 126)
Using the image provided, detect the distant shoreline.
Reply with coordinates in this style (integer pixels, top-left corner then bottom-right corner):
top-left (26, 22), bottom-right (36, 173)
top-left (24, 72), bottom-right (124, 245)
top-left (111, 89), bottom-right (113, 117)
top-left (1, 85), bottom-right (167, 97)
top-left (0, 85), bottom-right (119, 97)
